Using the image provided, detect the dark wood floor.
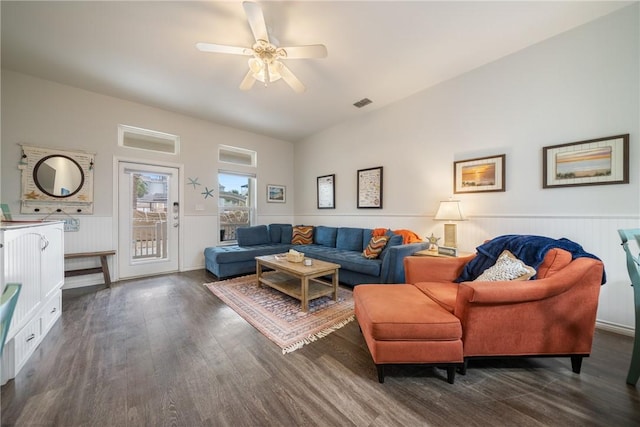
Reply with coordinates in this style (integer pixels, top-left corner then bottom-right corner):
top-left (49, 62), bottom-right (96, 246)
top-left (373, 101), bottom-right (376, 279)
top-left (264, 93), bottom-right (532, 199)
top-left (1, 270), bottom-right (639, 426)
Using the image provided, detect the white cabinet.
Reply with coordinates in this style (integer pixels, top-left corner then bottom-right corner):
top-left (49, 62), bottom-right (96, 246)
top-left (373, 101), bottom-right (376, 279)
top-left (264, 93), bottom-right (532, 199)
top-left (1, 221), bottom-right (64, 384)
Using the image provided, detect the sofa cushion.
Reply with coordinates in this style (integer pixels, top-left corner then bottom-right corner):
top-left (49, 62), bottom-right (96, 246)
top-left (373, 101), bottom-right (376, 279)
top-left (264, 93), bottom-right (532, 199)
top-left (354, 284), bottom-right (461, 341)
top-left (413, 282), bottom-right (458, 313)
top-left (475, 250), bottom-right (536, 282)
top-left (205, 244), bottom-right (288, 264)
top-left (362, 235), bottom-right (389, 259)
top-left (292, 225), bottom-right (314, 244)
top-left (537, 248), bottom-right (572, 279)
top-left (237, 225), bottom-right (270, 246)
top-left (295, 245), bottom-right (382, 277)
top-left (336, 227), bottom-right (364, 251)
top-left (268, 223), bottom-right (291, 243)
top-left (315, 226), bottom-right (337, 247)
top-left (361, 229), bottom-right (374, 251)
top-left (280, 225), bottom-right (293, 244)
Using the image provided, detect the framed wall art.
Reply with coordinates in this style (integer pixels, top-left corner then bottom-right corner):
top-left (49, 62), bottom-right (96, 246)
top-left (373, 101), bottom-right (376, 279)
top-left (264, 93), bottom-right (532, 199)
top-left (357, 166), bottom-right (383, 209)
top-left (454, 154), bottom-right (505, 194)
top-left (317, 174), bottom-right (335, 209)
top-left (543, 134), bottom-right (629, 189)
top-left (266, 184), bottom-right (286, 203)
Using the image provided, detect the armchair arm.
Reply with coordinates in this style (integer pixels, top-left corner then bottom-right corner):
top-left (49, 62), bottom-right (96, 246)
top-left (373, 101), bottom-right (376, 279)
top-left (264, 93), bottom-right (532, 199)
top-left (457, 257), bottom-right (603, 305)
top-left (404, 254), bottom-right (476, 283)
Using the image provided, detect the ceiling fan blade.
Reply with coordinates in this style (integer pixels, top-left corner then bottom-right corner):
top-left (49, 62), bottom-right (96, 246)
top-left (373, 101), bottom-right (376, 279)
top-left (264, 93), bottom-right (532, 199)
top-left (280, 44), bottom-right (328, 59)
top-left (239, 70), bottom-right (257, 90)
top-left (243, 1), bottom-right (269, 43)
top-left (196, 42), bottom-right (252, 56)
top-left (276, 62), bottom-right (306, 93)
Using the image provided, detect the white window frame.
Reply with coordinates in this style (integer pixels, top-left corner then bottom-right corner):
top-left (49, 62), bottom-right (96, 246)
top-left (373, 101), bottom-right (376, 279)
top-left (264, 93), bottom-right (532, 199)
top-left (218, 170), bottom-right (257, 244)
top-left (218, 145), bottom-right (257, 167)
top-left (118, 124), bottom-right (180, 155)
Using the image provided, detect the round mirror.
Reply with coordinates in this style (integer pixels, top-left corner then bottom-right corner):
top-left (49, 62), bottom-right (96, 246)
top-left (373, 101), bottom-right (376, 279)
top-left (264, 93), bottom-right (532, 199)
top-left (33, 155), bottom-right (84, 198)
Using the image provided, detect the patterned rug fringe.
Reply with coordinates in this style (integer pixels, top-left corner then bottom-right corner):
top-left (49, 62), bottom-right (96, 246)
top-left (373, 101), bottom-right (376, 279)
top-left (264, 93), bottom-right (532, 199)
top-left (281, 315), bottom-right (355, 354)
top-left (204, 274), bottom-right (354, 354)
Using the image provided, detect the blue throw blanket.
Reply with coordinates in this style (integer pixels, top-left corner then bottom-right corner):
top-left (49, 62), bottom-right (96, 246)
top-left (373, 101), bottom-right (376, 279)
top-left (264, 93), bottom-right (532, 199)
top-left (456, 235), bottom-right (606, 284)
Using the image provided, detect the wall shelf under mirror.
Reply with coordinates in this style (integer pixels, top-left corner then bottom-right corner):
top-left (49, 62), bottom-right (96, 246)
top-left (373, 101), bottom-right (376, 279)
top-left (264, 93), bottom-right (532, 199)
top-left (20, 145), bottom-right (95, 214)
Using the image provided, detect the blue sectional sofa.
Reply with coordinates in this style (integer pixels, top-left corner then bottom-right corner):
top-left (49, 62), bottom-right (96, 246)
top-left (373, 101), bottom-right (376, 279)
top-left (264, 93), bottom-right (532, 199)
top-left (204, 224), bottom-right (428, 286)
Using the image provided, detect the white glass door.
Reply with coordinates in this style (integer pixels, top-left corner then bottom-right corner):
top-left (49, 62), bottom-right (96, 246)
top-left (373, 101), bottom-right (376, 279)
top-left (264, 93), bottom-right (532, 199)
top-left (118, 162), bottom-right (179, 278)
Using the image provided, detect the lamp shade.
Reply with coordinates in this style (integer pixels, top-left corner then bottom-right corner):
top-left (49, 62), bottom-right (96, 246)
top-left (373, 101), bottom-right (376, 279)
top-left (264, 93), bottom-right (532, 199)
top-left (434, 200), bottom-right (466, 221)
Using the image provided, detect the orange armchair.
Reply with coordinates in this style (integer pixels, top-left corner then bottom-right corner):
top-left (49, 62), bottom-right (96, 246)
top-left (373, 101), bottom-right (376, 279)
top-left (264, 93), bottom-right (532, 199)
top-left (404, 248), bottom-right (604, 374)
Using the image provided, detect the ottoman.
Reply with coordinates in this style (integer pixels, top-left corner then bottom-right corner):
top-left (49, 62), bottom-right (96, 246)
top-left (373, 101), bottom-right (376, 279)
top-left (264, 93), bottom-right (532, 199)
top-left (354, 284), bottom-right (464, 384)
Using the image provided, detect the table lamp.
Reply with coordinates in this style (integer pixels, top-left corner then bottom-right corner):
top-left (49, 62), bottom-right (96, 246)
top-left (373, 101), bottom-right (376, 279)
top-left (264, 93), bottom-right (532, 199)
top-left (434, 199), bottom-right (466, 248)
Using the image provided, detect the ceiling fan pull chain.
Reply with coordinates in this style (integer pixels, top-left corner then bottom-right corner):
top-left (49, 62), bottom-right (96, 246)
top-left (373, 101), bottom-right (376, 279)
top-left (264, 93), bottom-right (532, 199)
top-left (264, 62), bottom-right (271, 85)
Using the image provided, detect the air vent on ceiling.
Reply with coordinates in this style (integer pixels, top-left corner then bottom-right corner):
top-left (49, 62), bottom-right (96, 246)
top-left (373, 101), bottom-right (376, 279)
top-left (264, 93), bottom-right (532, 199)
top-left (353, 98), bottom-right (372, 108)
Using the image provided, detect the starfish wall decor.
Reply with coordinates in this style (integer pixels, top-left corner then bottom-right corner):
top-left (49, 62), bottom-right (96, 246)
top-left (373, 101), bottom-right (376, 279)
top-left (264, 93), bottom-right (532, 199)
top-left (201, 187), bottom-right (214, 199)
top-left (187, 177), bottom-right (201, 189)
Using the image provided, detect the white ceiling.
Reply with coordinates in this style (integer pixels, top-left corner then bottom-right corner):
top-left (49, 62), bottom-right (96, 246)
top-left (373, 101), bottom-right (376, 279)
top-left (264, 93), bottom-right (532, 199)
top-left (1, 1), bottom-right (632, 142)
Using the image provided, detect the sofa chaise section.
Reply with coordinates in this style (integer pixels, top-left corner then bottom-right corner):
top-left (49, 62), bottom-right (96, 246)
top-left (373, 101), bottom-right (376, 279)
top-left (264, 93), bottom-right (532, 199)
top-left (204, 224), bottom-right (292, 278)
top-left (204, 243), bottom-right (289, 278)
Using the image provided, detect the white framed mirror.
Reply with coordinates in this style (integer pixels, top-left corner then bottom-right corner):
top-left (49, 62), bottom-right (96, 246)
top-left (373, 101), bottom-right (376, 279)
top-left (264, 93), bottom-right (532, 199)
top-left (20, 145), bottom-right (95, 214)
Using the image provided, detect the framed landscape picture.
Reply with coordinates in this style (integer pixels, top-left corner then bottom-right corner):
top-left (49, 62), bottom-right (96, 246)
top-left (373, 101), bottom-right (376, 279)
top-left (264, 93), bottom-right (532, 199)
top-left (454, 154), bottom-right (505, 194)
top-left (543, 134), bottom-right (629, 188)
top-left (317, 174), bottom-right (335, 209)
top-left (266, 184), bottom-right (286, 203)
top-left (357, 166), bottom-right (383, 209)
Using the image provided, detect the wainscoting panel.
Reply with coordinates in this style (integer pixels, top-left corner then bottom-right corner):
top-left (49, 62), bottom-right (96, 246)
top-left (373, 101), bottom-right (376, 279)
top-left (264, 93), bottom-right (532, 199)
top-left (61, 216), bottom-right (115, 289)
top-left (296, 213), bottom-right (640, 332)
top-left (182, 214), bottom-right (217, 271)
top-left (53, 212), bottom-right (639, 330)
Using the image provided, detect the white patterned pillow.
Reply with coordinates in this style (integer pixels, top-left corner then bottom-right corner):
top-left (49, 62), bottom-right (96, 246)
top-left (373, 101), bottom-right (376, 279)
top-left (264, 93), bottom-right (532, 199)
top-left (475, 250), bottom-right (536, 282)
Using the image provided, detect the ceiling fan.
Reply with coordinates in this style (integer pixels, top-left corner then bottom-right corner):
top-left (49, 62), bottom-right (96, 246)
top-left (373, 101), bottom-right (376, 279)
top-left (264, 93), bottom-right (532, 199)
top-left (196, 1), bottom-right (327, 93)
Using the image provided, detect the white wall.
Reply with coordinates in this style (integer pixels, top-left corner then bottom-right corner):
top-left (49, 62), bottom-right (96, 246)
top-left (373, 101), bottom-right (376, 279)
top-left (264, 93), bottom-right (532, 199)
top-left (1, 5), bottom-right (637, 330)
top-left (294, 5), bottom-right (640, 330)
top-left (1, 71), bottom-right (295, 285)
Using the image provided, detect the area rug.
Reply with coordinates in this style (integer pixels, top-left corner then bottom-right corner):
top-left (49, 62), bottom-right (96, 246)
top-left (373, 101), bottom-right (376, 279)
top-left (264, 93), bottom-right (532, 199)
top-left (205, 274), bottom-right (354, 354)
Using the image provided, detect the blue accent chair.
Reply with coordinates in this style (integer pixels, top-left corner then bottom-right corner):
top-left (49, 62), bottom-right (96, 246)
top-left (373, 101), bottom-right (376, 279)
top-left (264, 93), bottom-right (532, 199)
top-left (0, 283), bottom-right (21, 357)
top-left (619, 229), bottom-right (640, 386)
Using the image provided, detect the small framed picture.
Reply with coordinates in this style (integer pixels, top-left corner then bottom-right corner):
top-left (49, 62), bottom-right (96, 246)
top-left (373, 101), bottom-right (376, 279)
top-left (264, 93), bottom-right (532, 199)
top-left (317, 174), bottom-right (335, 209)
top-left (266, 184), bottom-right (286, 203)
top-left (454, 154), bottom-right (506, 194)
top-left (357, 166), bottom-right (383, 209)
top-left (543, 134), bottom-right (629, 188)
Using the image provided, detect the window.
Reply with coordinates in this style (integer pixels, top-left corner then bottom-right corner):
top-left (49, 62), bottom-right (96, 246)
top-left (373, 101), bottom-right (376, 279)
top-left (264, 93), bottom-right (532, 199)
top-left (118, 124), bottom-right (180, 154)
top-left (218, 146), bottom-right (258, 243)
top-left (218, 171), bottom-right (256, 243)
top-left (219, 145), bottom-right (256, 167)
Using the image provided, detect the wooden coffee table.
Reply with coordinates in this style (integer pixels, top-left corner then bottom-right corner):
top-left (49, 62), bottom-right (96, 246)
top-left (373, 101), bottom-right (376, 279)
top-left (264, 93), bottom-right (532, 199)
top-left (255, 254), bottom-right (341, 312)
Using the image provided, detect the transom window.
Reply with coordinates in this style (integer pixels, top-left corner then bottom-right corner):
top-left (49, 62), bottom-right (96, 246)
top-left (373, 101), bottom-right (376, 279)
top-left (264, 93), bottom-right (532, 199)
top-left (118, 124), bottom-right (180, 155)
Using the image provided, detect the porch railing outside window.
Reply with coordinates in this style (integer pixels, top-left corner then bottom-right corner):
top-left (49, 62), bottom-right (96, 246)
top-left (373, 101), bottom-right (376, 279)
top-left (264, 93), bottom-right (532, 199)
top-left (132, 210), bottom-right (167, 258)
top-left (219, 207), bottom-right (251, 242)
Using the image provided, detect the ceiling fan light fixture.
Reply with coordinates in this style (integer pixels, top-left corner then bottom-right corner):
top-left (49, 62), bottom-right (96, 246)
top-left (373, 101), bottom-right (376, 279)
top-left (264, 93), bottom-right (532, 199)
top-left (197, 1), bottom-right (325, 93)
top-left (248, 58), bottom-right (282, 84)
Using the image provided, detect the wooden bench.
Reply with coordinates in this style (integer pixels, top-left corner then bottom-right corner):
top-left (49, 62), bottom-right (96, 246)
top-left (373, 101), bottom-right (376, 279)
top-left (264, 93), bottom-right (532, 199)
top-left (64, 250), bottom-right (116, 287)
